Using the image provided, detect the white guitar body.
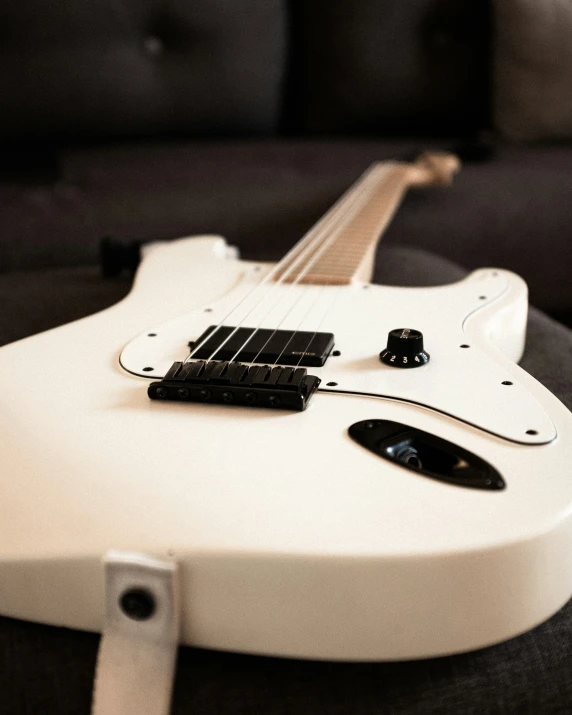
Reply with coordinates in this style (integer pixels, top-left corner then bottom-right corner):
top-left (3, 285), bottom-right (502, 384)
top-left (1, 234), bottom-right (572, 661)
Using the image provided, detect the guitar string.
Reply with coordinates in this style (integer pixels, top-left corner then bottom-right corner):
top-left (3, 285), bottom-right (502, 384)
top-left (291, 166), bottom-right (400, 369)
top-left (182, 225), bottom-right (325, 365)
top-left (181, 186), bottom-right (351, 365)
top-left (195, 164), bottom-right (385, 366)
top-left (185, 192), bottom-right (353, 367)
top-left (272, 284), bottom-right (339, 367)
top-left (248, 164), bottom-right (391, 368)
top-left (224, 165), bottom-right (388, 366)
top-left (182, 165), bottom-right (382, 365)
top-left (205, 166), bottom-right (384, 365)
top-left (248, 285), bottom-right (327, 366)
top-left (290, 284), bottom-right (345, 370)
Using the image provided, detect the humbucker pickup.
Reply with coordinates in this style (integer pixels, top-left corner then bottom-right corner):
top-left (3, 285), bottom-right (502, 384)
top-left (148, 360), bottom-right (321, 411)
top-left (190, 326), bottom-right (334, 367)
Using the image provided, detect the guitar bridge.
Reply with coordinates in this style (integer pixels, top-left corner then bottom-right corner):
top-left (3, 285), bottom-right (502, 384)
top-left (147, 361), bottom-right (320, 411)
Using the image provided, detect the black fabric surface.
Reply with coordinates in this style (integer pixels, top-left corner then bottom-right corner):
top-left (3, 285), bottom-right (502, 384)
top-left (2, 140), bottom-right (572, 317)
top-left (1, 246), bottom-right (572, 713)
top-left (0, 0), bottom-right (286, 139)
top-left (286, 0), bottom-right (491, 134)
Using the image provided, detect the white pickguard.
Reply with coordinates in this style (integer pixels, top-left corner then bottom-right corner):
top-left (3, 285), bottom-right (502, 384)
top-left (1, 235), bottom-right (572, 661)
top-left (121, 256), bottom-right (552, 444)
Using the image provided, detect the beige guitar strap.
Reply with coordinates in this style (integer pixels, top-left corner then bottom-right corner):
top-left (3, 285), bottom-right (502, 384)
top-left (91, 551), bottom-right (180, 715)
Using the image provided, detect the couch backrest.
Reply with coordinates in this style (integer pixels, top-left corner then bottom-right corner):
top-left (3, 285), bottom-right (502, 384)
top-left (0, 0), bottom-right (286, 139)
top-left (0, 0), bottom-right (490, 140)
top-left (284, 0), bottom-right (491, 136)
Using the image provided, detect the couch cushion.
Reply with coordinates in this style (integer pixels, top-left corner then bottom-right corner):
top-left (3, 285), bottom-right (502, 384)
top-left (494, 0), bottom-right (572, 141)
top-left (284, 0), bottom-right (491, 135)
top-left (1, 140), bottom-right (572, 318)
top-left (0, 0), bottom-right (286, 139)
top-left (1, 246), bottom-right (572, 713)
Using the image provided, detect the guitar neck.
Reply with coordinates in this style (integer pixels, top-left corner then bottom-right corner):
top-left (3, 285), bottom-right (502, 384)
top-left (274, 153), bottom-right (460, 286)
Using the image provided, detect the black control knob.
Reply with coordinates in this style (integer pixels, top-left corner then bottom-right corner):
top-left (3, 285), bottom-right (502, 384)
top-left (380, 328), bottom-right (429, 368)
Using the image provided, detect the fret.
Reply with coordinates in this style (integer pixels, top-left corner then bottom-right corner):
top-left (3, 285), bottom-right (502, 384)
top-left (273, 152), bottom-right (459, 286)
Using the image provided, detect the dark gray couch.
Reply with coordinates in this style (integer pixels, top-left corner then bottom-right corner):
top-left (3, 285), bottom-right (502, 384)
top-left (1, 0), bottom-right (571, 320)
top-left (2, 1), bottom-right (572, 712)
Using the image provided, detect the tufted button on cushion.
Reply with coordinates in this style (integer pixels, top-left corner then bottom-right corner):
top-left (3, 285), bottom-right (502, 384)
top-left (143, 36), bottom-right (164, 59)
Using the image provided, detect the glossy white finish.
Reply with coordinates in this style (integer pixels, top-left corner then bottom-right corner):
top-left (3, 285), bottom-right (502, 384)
top-left (1, 235), bottom-right (572, 661)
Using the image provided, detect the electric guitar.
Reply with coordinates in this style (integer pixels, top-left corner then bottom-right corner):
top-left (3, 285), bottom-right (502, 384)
top-left (1, 153), bottom-right (572, 661)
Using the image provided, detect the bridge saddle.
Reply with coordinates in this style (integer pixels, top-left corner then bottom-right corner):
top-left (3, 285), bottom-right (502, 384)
top-left (148, 360), bottom-right (321, 411)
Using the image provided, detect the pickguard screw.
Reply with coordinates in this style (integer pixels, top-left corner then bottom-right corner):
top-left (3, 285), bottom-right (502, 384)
top-left (222, 391), bottom-right (234, 403)
top-left (327, 382), bottom-right (338, 387)
top-left (269, 395), bottom-right (280, 407)
top-left (200, 389), bottom-right (212, 401)
top-left (120, 589), bottom-right (156, 621)
top-left (245, 392), bottom-right (256, 404)
top-left (332, 350), bottom-right (341, 356)
top-left (156, 387), bottom-right (168, 399)
top-left (178, 388), bottom-right (190, 399)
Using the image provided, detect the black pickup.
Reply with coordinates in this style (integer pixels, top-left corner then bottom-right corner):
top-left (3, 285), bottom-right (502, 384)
top-left (190, 326), bottom-right (334, 367)
top-left (148, 360), bottom-right (321, 411)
